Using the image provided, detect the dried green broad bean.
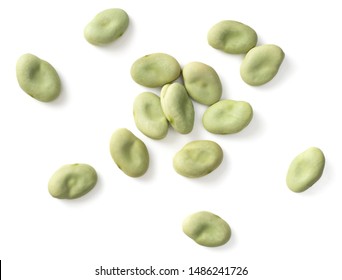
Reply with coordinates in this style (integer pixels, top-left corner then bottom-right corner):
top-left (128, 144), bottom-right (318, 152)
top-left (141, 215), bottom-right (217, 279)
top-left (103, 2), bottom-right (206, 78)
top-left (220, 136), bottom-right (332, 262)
top-left (133, 92), bottom-right (168, 139)
top-left (183, 211), bottom-right (231, 247)
top-left (160, 83), bottom-right (194, 134)
top-left (240, 44), bottom-right (285, 86)
top-left (286, 147), bottom-right (325, 193)
top-left (84, 8), bottom-right (129, 45)
top-left (207, 20), bottom-right (257, 54)
top-left (110, 128), bottom-right (149, 177)
top-left (48, 164), bottom-right (97, 199)
top-left (203, 99), bottom-right (253, 134)
top-left (16, 53), bottom-right (61, 102)
top-left (130, 53), bottom-right (181, 87)
top-left (182, 62), bottom-right (222, 106)
top-left (173, 140), bottom-right (223, 178)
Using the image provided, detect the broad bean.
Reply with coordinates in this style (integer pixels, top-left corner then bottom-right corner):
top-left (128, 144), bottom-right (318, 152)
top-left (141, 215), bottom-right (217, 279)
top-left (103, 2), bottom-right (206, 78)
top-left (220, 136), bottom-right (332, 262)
top-left (48, 163), bottom-right (97, 199)
top-left (160, 83), bottom-right (194, 134)
top-left (173, 140), bottom-right (223, 178)
top-left (109, 128), bottom-right (149, 177)
top-left (182, 62), bottom-right (222, 106)
top-left (208, 20), bottom-right (257, 54)
top-left (16, 53), bottom-right (61, 102)
top-left (240, 44), bottom-right (285, 86)
top-left (183, 211), bottom-right (231, 247)
top-left (130, 53), bottom-right (181, 87)
top-left (203, 99), bottom-right (253, 134)
top-left (286, 147), bottom-right (325, 192)
top-left (133, 92), bottom-right (168, 139)
top-left (84, 8), bottom-right (129, 45)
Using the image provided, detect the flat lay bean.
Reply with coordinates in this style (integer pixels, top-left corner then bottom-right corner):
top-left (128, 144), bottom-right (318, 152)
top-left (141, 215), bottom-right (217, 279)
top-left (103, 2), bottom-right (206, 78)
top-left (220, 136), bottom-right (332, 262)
top-left (84, 8), bottom-right (129, 45)
top-left (110, 128), bottom-right (149, 177)
top-left (133, 92), bottom-right (168, 139)
top-left (240, 44), bottom-right (285, 86)
top-left (182, 62), bottom-right (222, 106)
top-left (173, 140), bottom-right (223, 178)
top-left (183, 211), bottom-right (231, 247)
top-left (130, 53), bottom-right (181, 87)
top-left (286, 147), bottom-right (325, 192)
top-left (203, 99), bottom-right (253, 134)
top-left (48, 164), bottom-right (97, 199)
top-left (208, 20), bottom-right (257, 54)
top-left (160, 83), bottom-right (194, 134)
top-left (16, 53), bottom-right (61, 102)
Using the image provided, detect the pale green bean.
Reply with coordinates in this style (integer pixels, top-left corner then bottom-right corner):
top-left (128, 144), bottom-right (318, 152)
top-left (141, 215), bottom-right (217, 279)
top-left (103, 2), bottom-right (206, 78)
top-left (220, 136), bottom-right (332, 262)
top-left (182, 62), bottom-right (222, 105)
top-left (203, 99), bottom-right (253, 134)
top-left (16, 53), bottom-right (61, 102)
top-left (48, 164), bottom-right (97, 199)
top-left (208, 20), bottom-right (257, 54)
top-left (161, 83), bottom-right (194, 134)
top-left (110, 128), bottom-right (149, 177)
top-left (183, 211), bottom-right (231, 247)
top-left (84, 8), bottom-right (129, 45)
top-left (286, 147), bottom-right (325, 192)
top-left (160, 83), bottom-right (194, 134)
top-left (133, 92), bottom-right (168, 139)
top-left (173, 140), bottom-right (223, 178)
top-left (130, 53), bottom-right (181, 87)
top-left (240, 44), bottom-right (285, 86)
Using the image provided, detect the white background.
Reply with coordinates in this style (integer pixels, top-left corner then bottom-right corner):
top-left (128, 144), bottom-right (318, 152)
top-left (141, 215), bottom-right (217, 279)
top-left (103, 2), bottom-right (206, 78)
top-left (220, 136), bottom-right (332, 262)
top-left (1, 0), bottom-right (341, 279)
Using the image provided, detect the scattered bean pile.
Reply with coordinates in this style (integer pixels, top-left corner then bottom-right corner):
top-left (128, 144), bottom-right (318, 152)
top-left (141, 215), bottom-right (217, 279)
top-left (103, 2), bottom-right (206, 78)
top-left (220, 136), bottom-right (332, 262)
top-left (15, 7), bottom-right (325, 248)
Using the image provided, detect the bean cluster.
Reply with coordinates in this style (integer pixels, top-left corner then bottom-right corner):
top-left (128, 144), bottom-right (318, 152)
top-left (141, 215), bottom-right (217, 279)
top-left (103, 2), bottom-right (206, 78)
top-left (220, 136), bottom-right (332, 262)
top-left (15, 8), bottom-right (325, 248)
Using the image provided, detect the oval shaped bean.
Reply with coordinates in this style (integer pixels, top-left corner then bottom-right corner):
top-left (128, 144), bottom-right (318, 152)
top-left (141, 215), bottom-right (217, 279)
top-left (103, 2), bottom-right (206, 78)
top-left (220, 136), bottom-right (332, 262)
top-left (183, 211), bottom-right (231, 247)
top-left (84, 8), bottom-right (129, 45)
top-left (286, 147), bottom-right (325, 193)
top-left (109, 128), bottom-right (149, 177)
top-left (240, 44), bottom-right (285, 86)
top-left (160, 83), bottom-right (194, 134)
top-left (130, 53), bottom-right (181, 87)
top-left (173, 140), bottom-right (223, 178)
top-left (208, 20), bottom-right (257, 54)
top-left (182, 62), bottom-right (222, 106)
top-left (16, 53), bottom-right (61, 102)
top-left (48, 164), bottom-right (97, 199)
top-left (203, 99), bottom-right (253, 134)
top-left (133, 92), bottom-right (168, 139)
